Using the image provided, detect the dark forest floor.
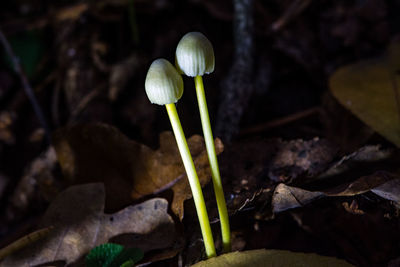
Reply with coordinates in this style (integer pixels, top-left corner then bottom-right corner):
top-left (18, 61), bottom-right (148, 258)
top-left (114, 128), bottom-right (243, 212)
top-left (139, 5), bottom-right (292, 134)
top-left (0, 0), bottom-right (400, 266)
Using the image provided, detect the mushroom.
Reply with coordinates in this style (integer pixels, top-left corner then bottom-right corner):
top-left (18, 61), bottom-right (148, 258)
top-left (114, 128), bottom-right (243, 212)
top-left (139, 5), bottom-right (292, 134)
top-left (176, 32), bottom-right (231, 252)
top-left (145, 58), bottom-right (216, 258)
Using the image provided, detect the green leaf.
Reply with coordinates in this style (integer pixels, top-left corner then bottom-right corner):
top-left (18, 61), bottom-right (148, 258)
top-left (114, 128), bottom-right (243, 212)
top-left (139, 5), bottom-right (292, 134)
top-left (86, 243), bottom-right (143, 267)
top-left (191, 249), bottom-right (354, 267)
top-left (120, 259), bottom-right (134, 267)
top-left (109, 247), bottom-right (144, 267)
top-left (330, 40), bottom-right (400, 147)
top-left (86, 243), bottom-right (124, 267)
top-left (1, 30), bottom-right (45, 79)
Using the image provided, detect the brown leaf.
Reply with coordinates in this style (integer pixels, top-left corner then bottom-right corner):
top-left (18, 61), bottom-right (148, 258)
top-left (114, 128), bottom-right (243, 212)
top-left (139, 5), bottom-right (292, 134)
top-left (220, 139), bottom-right (277, 213)
top-left (271, 171), bottom-right (400, 213)
top-left (342, 200), bottom-right (365, 215)
top-left (319, 145), bottom-right (394, 179)
top-left (269, 137), bottom-right (337, 183)
top-left (54, 3), bottom-right (88, 21)
top-left (272, 183), bottom-right (324, 213)
top-left (53, 124), bottom-right (142, 211)
top-left (323, 171), bottom-right (396, 196)
top-left (268, 144), bottom-right (400, 214)
top-left (222, 138), bottom-right (398, 216)
top-left (7, 147), bottom-right (58, 222)
top-left (171, 137), bottom-right (224, 220)
top-left (0, 111), bottom-right (15, 144)
top-left (1, 183), bottom-right (176, 266)
top-left (219, 138), bottom-right (336, 214)
top-left (52, 123), bottom-right (223, 217)
top-left (371, 178), bottom-right (400, 204)
top-left (289, 195), bottom-right (399, 266)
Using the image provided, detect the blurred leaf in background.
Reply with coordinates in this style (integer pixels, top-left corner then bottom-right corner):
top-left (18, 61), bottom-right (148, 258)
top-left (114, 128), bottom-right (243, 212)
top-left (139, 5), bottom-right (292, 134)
top-left (330, 39), bottom-right (400, 147)
top-left (1, 30), bottom-right (45, 79)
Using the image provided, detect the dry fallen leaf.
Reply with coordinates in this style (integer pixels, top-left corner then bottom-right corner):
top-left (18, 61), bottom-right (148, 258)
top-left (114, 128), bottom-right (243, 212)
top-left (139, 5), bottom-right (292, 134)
top-left (269, 144), bottom-right (400, 213)
top-left (7, 147), bottom-right (58, 222)
top-left (319, 145), bottom-right (393, 179)
top-left (330, 39), bottom-right (400, 147)
top-left (342, 200), bottom-right (365, 215)
top-left (54, 3), bottom-right (88, 21)
top-left (268, 137), bottom-right (337, 183)
top-left (288, 194), bottom-right (399, 266)
top-left (171, 136), bottom-right (224, 219)
top-left (371, 178), bottom-right (400, 203)
top-left (52, 123), bottom-right (223, 218)
top-left (323, 170), bottom-right (397, 196)
top-left (272, 171), bottom-right (400, 213)
top-left (219, 137), bottom-right (336, 214)
top-left (1, 183), bottom-right (176, 266)
top-left (0, 111), bottom-right (15, 144)
top-left (220, 138), bottom-right (399, 218)
top-left (272, 183), bottom-right (324, 213)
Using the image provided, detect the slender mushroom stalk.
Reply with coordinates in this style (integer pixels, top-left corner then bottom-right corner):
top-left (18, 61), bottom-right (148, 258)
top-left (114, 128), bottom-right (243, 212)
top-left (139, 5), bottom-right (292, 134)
top-left (145, 58), bottom-right (216, 258)
top-left (176, 32), bottom-right (231, 252)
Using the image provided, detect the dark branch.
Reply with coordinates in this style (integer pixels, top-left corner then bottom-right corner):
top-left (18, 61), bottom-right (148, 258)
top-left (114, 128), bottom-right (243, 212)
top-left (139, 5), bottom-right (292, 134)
top-left (0, 29), bottom-right (51, 144)
top-left (216, 0), bottom-right (254, 143)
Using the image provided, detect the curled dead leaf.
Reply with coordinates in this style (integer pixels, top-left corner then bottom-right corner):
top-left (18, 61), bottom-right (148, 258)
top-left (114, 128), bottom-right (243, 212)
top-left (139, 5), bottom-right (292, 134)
top-left (272, 183), bottom-right (323, 213)
top-left (271, 171), bottom-right (400, 213)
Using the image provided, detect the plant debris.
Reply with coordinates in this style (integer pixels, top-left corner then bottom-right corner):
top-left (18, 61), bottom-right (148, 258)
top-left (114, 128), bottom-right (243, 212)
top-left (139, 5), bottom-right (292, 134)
top-left (1, 183), bottom-right (177, 266)
top-left (1, 0), bottom-right (400, 266)
top-left (53, 123), bottom-right (223, 218)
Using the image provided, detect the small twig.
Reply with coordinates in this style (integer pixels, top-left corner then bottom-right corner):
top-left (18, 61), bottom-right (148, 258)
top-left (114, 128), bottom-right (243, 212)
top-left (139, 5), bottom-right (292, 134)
top-left (35, 71), bottom-right (57, 94)
top-left (69, 84), bottom-right (105, 122)
top-left (91, 36), bottom-right (110, 73)
top-left (51, 77), bottom-right (62, 127)
top-left (0, 30), bottom-right (51, 144)
top-left (128, 0), bottom-right (140, 45)
top-left (271, 0), bottom-right (312, 32)
top-left (240, 106), bottom-right (320, 137)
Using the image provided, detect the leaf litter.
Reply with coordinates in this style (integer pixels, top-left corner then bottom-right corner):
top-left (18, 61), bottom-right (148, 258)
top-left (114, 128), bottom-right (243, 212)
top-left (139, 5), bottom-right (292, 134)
top-left (4, 124), bottom-right (400, 266)
top-left (270, 144), bottom-right (400, 213)
top-left (1, 183), bottom-right (177, 266)
top-left (2, 1), bottom-right (400, 266)
top-left (52, 123), bottom-right (223, 219)
top-left (220, 137), bottom-right (338, 214)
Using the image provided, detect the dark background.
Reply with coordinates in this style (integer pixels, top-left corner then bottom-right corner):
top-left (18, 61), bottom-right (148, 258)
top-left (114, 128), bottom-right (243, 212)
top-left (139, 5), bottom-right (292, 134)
top-left (0, 0), bottom-right (400, 266)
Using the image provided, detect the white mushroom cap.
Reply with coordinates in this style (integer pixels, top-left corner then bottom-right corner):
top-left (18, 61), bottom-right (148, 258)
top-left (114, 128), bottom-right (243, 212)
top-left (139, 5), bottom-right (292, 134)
top-left (175, 32), bottom-right (215, 77)
top-left (145, 58), bottom-right (184, 105)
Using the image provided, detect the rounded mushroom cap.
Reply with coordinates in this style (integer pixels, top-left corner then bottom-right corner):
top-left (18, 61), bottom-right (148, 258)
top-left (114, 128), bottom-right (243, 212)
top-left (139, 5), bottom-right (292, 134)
top-left (175, 32), bottom-right (215, 77)
top-left (145, 58), bottom-right (184, 105)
